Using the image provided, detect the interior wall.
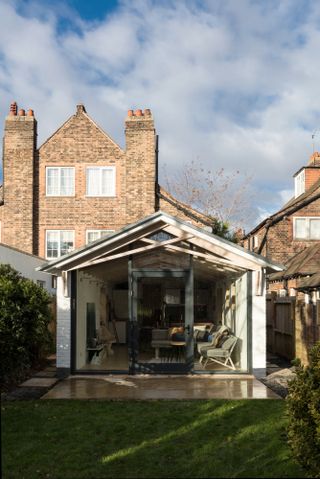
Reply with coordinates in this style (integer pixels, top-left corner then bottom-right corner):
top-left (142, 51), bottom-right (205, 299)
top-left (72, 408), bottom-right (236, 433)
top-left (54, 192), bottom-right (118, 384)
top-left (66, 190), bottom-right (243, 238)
top-left (76, 271), bottom-right (102, 369)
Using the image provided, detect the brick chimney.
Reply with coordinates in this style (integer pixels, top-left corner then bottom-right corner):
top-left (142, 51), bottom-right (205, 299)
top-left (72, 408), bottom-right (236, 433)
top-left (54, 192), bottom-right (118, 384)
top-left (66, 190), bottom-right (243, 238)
top-left (2, 102), bottom-right (37, 253)
top-left (125, 108), bottom-right (157, 222)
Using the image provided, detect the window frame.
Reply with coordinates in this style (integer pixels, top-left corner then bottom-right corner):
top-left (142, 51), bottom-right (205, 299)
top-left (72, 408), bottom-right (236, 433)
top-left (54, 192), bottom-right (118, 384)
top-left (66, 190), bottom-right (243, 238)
top-left (86, 229), bottom-right (115, 244)
top-left (46, 167), bottom-right (75, 197)
top-left (293, 216), bottom-right (320, 240)
top-left (86, 166), bottom-right (116, 197)
top-left (45, 230), bottom-right (75, 259)
top-left (294, 170), bottom-right (305, 198)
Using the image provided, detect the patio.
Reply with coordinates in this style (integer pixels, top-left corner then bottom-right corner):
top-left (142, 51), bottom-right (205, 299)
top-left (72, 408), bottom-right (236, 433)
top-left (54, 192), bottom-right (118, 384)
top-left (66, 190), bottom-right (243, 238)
top-left (42, 374), bottom-right (280, 400)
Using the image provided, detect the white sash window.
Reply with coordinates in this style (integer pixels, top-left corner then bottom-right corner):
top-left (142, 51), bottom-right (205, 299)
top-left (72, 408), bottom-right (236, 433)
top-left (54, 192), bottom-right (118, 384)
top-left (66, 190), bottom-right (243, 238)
top-left (86, 230), bottom-right (115, 244)
top-left (46, 167), bottom-right (75, 196)
top-left (86, 167), bottom-right (116, 197)
top-left (294, 217), bottom-right (320, 239)
top-left (46, 230), bottom-right (75, 258)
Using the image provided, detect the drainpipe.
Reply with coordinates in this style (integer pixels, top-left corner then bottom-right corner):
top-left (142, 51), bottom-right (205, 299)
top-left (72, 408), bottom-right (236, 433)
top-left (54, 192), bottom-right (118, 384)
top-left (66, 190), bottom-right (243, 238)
top-left (155, 134), bottom-right (160, 211)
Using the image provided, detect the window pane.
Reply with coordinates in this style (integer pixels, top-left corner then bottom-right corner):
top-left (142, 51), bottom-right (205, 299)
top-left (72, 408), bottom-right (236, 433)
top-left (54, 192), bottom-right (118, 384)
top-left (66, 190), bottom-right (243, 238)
top-left (60, 168), bottom-right (74, 196)
top-left (295, 218), bottom-right (307, 239)
top-left (60, 231), bottom-right (74, 255)
top-left (100, 230), bottom-right (114, 238)
top-left (47, 169), bottom-right (59, 195)
top-left (47, 231), bottom-right (59, 258)
top-left (310, 219), bottom-right (320, 239)
top-left (101, 168), bottom-right (115, 196)
top-left (87, 169), bottom-right (100, 195)
top-left (87, 231), bottom-right (100, 243)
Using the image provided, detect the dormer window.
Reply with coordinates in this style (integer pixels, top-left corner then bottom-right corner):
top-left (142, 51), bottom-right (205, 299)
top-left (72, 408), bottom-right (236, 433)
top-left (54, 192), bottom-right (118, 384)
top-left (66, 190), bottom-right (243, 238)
top-left (294, 170), bottom-right (305, 198)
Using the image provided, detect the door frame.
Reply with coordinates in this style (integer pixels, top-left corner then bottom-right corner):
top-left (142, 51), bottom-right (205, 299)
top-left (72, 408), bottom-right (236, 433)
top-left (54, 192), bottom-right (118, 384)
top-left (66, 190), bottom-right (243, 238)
top-left (128, 262), bottom-right (194, 374)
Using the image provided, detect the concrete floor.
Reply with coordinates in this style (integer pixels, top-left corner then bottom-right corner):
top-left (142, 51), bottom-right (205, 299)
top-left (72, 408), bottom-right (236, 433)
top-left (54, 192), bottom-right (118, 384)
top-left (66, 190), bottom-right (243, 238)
top-left (42, 375), bottom-right (280, 400)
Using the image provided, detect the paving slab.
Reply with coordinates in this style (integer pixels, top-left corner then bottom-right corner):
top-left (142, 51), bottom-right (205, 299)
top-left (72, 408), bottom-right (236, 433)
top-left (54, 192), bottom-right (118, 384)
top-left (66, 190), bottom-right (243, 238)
top-left (3, 387), bottom-right (48, 401)
top-left (20, 377), bottom-right (58, 388)
top-left (42, 375), bottom-right (280, 400)
top-left (34, 370), bottom-right (57, 378)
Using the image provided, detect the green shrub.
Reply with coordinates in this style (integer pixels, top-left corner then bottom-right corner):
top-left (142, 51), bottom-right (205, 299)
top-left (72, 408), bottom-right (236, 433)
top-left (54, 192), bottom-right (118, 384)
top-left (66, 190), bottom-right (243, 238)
top-left (0, 264), bottom-right (52, 388)
top-left (286, 342), bottom-right (320, 477)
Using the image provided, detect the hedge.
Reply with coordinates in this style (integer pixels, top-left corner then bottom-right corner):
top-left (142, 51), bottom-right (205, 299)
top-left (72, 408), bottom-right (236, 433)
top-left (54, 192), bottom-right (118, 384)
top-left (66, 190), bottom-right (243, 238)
top-left (286, 342), bottom-right (320, 477)
top-left (0, 263), bottom-right (52, 388)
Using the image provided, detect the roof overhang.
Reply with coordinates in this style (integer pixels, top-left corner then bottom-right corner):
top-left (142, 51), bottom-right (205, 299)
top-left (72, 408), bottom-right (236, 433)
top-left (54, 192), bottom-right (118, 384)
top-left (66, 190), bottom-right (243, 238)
top-left (39, 211), bottom-right (283, 275)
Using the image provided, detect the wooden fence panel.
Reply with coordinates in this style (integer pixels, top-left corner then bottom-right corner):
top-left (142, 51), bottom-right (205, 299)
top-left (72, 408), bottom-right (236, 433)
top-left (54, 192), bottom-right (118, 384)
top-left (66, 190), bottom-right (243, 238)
top-left (266, 295), bottom-right (295, 360)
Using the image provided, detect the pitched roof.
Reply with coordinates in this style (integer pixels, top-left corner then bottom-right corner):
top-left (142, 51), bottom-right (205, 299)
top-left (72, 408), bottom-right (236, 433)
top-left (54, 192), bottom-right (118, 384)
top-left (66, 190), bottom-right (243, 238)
top-left (268, 243), bottom-right (320, 281)
top-left (39, 104), bottom-right (124, 152)
top-left (243, 177), bottom-right (320, 238)
top-left (158, 186), bottom-right (215, 228)
top-left (296, 271), bottom-right (320, 290)
top-left (39, 210), bottom-right (282, 275)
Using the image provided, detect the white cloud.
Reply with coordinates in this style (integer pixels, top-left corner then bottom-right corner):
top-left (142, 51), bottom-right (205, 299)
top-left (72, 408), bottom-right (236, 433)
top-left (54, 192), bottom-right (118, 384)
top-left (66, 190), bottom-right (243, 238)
top-left (0, 0), bottom-right (319, 229)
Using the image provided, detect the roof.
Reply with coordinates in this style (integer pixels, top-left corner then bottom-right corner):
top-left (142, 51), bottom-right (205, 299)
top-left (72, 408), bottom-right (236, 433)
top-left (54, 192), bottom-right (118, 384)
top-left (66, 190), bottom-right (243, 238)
top-left (295, 272), bottom-right (320, 290)
top-left (243, 177), bottom-right (320, 238)
top-left (268, 243), bottom-right (320, 281)
top-left (39, 105), bottom-right (124, 153)
top-left (158, 186), bottom-right (215, 228)
top-left (39, 211), bottom-right (283, 275)
top-left (0, 242), bottom-right (45, 260)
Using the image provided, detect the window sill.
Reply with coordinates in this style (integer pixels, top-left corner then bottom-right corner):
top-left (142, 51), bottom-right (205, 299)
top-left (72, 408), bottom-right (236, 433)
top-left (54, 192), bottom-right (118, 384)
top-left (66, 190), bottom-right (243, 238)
top-left (85, 195), bottom-right (117, 198)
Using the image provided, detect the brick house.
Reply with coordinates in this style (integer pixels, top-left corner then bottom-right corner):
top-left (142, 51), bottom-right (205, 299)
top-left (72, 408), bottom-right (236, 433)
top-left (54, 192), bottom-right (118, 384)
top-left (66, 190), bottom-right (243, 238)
top-left (242, 151), bottom-right (320, 292)
top-left (1, 101), bottom-right (281, 377)
top-left (0, 102), bottom-right (212, 258)
top-left (242, 152), bottom-right (320, 363)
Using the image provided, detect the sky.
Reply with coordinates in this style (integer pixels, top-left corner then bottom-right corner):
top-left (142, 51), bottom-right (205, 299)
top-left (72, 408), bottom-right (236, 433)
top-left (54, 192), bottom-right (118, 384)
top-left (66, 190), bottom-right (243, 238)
top-left (0, 0), bottom-right (320, 231)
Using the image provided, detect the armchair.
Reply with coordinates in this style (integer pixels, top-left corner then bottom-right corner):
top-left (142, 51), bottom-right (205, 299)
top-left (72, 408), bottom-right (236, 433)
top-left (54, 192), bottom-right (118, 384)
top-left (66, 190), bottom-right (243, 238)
top-left (199, 335), bottom-right (238, 370)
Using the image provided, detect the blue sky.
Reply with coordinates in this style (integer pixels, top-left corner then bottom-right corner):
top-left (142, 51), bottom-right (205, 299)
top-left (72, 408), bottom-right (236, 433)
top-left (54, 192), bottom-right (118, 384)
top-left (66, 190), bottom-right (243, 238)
top-left (1, 0), bottom-right (320, 230)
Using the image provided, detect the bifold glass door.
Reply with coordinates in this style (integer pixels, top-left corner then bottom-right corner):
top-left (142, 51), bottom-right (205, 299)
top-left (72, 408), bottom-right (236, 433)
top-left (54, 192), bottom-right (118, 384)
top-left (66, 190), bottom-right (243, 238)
top-left (130, 270), bottom-right (194, 374)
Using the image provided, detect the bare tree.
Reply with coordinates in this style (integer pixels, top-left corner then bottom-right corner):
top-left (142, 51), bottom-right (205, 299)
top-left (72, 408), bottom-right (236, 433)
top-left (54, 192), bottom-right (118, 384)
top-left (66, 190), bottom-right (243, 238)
top-left (161, 159), bottom-right (255, 233)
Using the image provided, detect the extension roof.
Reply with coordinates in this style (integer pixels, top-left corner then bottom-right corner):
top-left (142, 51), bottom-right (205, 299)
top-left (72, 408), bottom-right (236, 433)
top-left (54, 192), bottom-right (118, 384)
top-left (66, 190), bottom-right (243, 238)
top-left (268, 243), bottom-right (320, 281)
top-left (39, 211), bottom-right (282, 276)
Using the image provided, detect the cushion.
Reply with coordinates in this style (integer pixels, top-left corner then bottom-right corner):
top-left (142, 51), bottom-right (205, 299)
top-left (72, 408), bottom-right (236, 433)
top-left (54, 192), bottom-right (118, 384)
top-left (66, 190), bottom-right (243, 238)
top-left (196, 330), bottom-right (210, 342)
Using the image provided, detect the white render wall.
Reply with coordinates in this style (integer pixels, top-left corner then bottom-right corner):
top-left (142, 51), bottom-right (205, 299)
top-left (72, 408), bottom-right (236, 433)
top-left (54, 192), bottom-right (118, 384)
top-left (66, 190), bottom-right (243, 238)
top-left (56, 275), bottom-right (71, 369)
top-left (251, 270), bottom-right (267, 376)
top-left (235, 274), bottom-right (248, 371)
top-left (0, 243), bottom-right (54, 293)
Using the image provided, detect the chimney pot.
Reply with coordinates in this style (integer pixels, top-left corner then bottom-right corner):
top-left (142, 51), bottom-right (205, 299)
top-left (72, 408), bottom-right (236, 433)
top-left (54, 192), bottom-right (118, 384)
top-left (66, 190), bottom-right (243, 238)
top-left (127, 109), bottom-right (134, 117)
top-left (9, 101), bottom-right (17, 116)
top-left (135, 109), bottom-right (143, 117)
top-left (76, 104), bottom-right (86, 114)
top-left (144, 108), bottom-right (151, 116)
top-left (27, 109), bottom-right (34, 117)
top-left (18, 109), bottom-right (25, 116)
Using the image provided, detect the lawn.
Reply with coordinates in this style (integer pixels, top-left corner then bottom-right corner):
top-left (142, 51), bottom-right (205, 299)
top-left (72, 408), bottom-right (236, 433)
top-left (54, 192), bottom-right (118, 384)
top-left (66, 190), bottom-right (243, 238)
top-left (2, 399), bottom-right (305, 479)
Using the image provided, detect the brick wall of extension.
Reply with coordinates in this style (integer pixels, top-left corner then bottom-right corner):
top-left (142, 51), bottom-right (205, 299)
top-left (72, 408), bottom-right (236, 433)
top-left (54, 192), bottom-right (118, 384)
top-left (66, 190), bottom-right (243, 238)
top-left (0, 103), bottom-right (207, 257)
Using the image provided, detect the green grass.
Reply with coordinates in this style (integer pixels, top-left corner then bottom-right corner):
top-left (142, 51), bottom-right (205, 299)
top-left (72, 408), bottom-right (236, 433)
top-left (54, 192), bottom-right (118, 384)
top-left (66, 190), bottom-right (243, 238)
top-left (2, 399), bottom-right (305, 478)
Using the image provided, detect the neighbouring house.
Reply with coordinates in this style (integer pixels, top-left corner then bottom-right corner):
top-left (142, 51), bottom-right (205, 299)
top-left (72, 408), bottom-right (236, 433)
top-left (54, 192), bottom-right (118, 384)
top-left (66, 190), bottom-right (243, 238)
top-left (0, 102), bottom-right (213, 259)
top-left (268, 243), bottom-right (320, 296)
top-left (39, 211), bottom-right (281, 378)
top-left (243, 152), bottom-right (320, 363)
top-left (242, 151), bottom-right (320, 270)
top-left (0, 242), bottom-right (54, 294)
